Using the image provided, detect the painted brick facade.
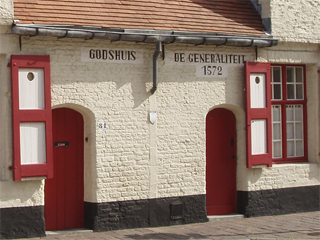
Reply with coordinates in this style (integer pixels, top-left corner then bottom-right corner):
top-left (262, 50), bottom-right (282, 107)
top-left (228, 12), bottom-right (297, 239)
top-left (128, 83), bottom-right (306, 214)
top-left (270, 0), bottom-right (320, 43)
top-left (1, 35), bottom-right (319, 205)
top-left (0, 0), bottom-right (319, 239)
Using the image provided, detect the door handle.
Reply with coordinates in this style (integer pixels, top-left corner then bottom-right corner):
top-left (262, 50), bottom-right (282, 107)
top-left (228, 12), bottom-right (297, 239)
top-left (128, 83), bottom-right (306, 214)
top-left (231, 138), bottom-right (234, 146)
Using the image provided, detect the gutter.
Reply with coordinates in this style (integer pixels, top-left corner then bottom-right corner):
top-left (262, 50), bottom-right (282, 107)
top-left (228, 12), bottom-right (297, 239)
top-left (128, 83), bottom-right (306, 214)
top-left (12, 25), bottom-right (279, 47)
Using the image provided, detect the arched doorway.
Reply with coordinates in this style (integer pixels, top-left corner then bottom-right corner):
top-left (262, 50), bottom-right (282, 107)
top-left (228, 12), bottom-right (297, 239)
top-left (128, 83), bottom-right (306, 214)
top-left (45, 108), bottom-right (84, 230)
top-left (206, 108), bottom-right (237, 215)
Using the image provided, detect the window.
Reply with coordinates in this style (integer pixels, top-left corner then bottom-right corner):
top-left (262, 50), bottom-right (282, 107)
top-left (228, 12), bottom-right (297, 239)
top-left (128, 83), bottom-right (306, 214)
top-left (245, 63), bottom-right (307, 168)
top-left (271, 65), bottom-right (307, 163)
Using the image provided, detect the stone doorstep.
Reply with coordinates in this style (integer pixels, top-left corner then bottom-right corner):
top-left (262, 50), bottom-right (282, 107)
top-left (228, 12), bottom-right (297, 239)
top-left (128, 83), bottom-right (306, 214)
top-left (46, 228), bottom-right (93, 236)
top-left (207, 214), bottom-right (244, 222)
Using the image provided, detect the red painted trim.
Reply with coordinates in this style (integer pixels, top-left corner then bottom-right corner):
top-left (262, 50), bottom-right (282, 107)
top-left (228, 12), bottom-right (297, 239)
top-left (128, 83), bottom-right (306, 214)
top-left (20, 164), bottom-right (50, 177)
top-left (11, 55), bottom-right (53, 181)
top-left (245, 62), bottom-right (272, 168)
top-left (302, 65), bottom-right (308, 162)
top-left (273, 159), bottom-right (308, 164)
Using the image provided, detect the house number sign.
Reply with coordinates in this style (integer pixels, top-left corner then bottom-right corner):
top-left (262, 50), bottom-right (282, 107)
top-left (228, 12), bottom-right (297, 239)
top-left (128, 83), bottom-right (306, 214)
top-left (97, 119), bottom-right (107, 132)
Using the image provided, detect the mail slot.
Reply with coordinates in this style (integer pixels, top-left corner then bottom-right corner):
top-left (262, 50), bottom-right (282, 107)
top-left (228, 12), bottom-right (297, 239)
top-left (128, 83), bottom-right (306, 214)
top-left (54, 141), bottom-right (69, 147)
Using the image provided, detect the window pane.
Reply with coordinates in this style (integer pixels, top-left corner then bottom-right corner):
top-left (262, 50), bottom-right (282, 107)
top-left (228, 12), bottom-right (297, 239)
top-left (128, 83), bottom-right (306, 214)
top-left (287, 141), bottom-right (294, 157)
top-left (296, 140), bottom-right (304, 156)
top-left (296, 67), bottom-right (303, 83)
top-left (286, 106), bottom-right (294, 121)
top-left (273, 141), bottom-right (282, 158)
top-left (273, 123), bottom-right (281, 140)
top-left (287, 122), bottom-right (294, 139)
top-left (295, 105), bottom-right (303, 121)
top-left (286, 105), bottom-right (304, 158)
top-left (296, 84), bottom-right (303, 99)
top-left (272, 105), bottom-right (282, 159)
top-left (272, 105), bottom-right (281, 121)
top-left (287, 84), bottom-right (295, 99)
top-left (273, 84), bottom-right (282, 99)
top-left (272, 67), bottom-right (281, 82)
top-left (272, 67), bottom-right (282, 100)
top-left (287, 67), bottom-right (294, 82)
top-left (296, 123), bottom-right (303, 139)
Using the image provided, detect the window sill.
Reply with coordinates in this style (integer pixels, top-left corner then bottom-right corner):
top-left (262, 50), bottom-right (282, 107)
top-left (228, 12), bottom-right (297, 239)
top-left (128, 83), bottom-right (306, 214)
top-left (272, 162), bottom-right (319, 168)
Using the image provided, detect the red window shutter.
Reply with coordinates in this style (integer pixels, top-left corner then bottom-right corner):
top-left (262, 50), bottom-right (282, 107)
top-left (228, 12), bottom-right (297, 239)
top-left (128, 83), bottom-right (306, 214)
top-left (11, 55), bottom-right (53, 181)
top-left (245, 62), bottom-right (272, 168)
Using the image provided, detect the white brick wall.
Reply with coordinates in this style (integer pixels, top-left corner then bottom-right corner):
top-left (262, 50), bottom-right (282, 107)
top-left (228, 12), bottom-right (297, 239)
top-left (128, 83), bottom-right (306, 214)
top-left (270, 0), bottom-right (320, 43)
top-left (0, 0), bottom-right (13, 25)
top-left (0, 0), bottom-right (319, 208)
top-left (244, 163), bottom-right (320, 191)
top-left (0, 34), bottom-right (319, 207)
top-left (0, 180), bottom-right (44, 208)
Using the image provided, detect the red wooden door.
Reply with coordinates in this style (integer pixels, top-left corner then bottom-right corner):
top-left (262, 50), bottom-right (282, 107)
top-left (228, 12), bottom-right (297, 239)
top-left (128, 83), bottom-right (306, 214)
top-left (45, 108), bottom-right (84, 230)
top-left (206, 108), bottom-right (237, 215)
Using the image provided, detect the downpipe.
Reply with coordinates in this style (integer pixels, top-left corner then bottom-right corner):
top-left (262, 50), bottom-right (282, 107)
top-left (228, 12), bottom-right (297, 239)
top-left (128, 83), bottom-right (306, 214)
top-left (151, 41), bottom-right (162, 94)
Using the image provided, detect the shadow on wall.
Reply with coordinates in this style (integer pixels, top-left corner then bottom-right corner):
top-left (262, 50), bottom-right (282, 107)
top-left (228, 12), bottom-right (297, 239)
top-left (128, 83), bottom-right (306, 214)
top-left (50, 44), bottom-right (153, 109)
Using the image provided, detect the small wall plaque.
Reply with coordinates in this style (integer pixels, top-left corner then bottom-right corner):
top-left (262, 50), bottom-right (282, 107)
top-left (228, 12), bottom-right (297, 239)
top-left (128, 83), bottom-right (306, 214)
top-left (54, 142), bottom-right (69, 147)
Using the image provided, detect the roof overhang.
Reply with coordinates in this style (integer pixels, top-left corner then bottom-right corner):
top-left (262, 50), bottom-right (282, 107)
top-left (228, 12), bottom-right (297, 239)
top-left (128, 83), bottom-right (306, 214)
top-left (12, 24), bottom-right (279, 47)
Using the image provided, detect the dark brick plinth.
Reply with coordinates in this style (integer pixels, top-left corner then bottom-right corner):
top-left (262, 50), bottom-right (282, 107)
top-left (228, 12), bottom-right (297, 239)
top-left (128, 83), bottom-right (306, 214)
top-left (237, 185), bottom-right (320, 217)
top-left (84, 194), bottom-right (208, 231)
top-left (0, 206), bottom-right (45, 239)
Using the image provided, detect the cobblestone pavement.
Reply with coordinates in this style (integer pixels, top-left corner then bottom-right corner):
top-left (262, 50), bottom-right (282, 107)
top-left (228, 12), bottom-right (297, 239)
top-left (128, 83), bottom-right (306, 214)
top-left (21, 211), bottom-right (319, 240)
